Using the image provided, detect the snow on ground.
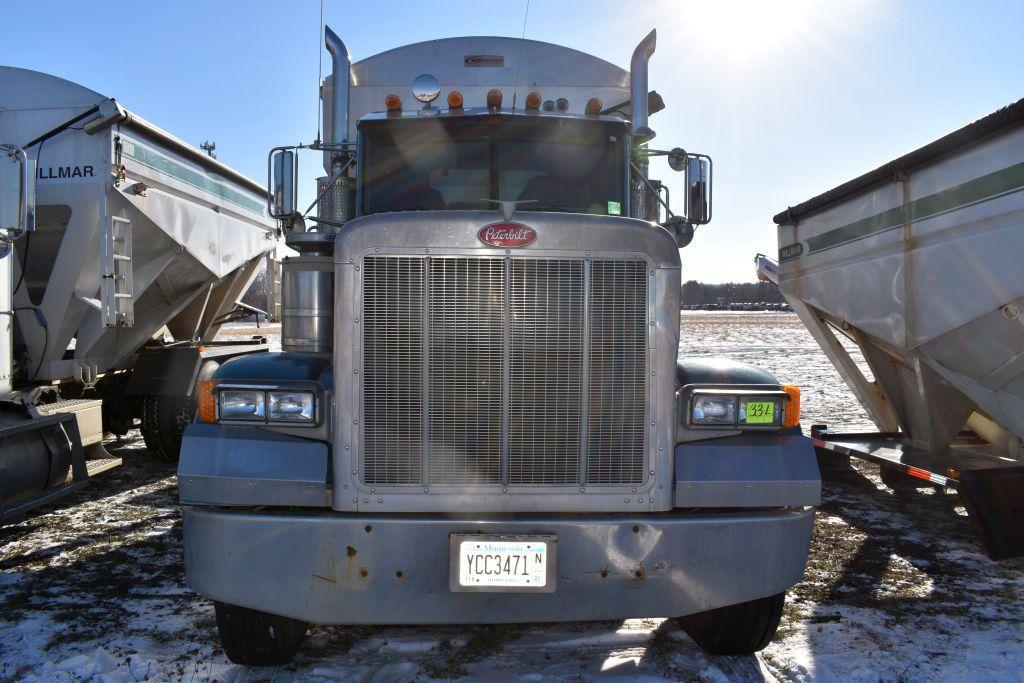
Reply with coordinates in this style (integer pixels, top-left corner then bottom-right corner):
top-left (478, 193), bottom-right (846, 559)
top-left (1, 312), bottom-right (1022, 681)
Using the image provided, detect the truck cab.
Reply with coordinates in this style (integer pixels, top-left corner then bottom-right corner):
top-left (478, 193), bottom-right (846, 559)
top-left (178, 27), bottom-right (820, 666)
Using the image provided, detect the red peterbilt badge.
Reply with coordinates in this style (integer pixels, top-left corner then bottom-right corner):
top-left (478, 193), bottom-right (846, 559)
top-left (478, 222), bottom-right (537, 248)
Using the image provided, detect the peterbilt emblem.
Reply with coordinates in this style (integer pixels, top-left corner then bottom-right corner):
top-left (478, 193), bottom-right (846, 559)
top-left (478, 222), bottom-right (537, 248)
top-left (464, 55), bottom-right (505, 67)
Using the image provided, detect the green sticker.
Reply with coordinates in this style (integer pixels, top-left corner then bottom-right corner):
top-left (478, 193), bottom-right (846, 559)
top-left (744, 401), bottom-right (775, 424)
top-left (607, 201), bottom-right (622, 215)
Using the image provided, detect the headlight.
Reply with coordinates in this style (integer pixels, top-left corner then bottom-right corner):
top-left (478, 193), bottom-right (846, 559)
top-left (219, 390), bottom-right (266, 420)
top-left (268, 390), bottom-right (315, 422)
top-left (687, 387), bottom-right (798, 429)
top-left (692, 395), bottom-right (736, 425)
top-left (199, 382), bottom-right (320, 425)
top-left (738, 396), bottom-right (782, 426)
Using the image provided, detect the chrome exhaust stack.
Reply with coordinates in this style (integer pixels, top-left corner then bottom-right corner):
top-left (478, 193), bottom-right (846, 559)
top-left (324, 25), bottom-right (351, 153)
top-left (630, 29), bottom-right (657, 142)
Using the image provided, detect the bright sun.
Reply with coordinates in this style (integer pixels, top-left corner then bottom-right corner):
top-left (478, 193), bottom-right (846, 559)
top-left (668, 0), bottom-right (826, 64)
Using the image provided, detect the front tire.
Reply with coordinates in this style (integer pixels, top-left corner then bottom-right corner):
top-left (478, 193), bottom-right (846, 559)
top-left (214, 602), bottom-right (308, 666)
top-left (677, 592), bottom-right (786, 655)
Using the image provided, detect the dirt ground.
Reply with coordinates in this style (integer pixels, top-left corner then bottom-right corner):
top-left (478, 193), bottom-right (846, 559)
top-left (1, 313), bottom-right (1021, 681)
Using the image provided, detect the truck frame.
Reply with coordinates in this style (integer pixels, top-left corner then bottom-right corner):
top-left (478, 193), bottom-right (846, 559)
top-left (178, 26), bottom-right (820, 665)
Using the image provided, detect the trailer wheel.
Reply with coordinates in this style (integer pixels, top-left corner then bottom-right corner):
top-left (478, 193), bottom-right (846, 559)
top-left (677, 592), bottom-right (785, 655)
top-left (879, 466), bottom-right (925, 494)
top-left (214, 601), bottom-right (308, 666)
top-left (140, 360), bottom-right (219, 462)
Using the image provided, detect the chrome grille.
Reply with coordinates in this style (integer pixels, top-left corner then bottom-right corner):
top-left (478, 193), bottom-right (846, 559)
top-left (586, 261), bottom-right (648, 484)
top-left (428, 258), bottom-right (504, 485)
top-left (361, 255), bottom-right (647, 487)
top-left (508, 260), bottom-right (584, 485)
top-left (362, 256), bottom-right (424, 484)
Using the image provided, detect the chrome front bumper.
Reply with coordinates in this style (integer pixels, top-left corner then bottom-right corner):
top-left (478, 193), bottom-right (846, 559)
top-left (182, 506), bottom-right (814, 625)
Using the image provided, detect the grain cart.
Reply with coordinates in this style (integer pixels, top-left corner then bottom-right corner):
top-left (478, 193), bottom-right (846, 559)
top-left (765, 97), bottom-right (1024, 559)
top-left (180, 27), bottom-right (820, 665)
top-left (0, 68), bottom-right (277, 521)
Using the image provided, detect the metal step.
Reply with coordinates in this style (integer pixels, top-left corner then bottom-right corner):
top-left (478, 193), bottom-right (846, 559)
top-left (35, 398), bottom-right (104, 447)
top-left (85, 457), bottom-right (122, 477)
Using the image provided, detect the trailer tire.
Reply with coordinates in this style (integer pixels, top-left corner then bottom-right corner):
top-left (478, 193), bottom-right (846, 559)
top-left (214, 601), bottom-right (308, 666)
top-left (879, 466), bottom-right (928, 494)
top-left (140, 360), bottom-right (219, 462)
top-left (677, 592), bottom-right (785, 655)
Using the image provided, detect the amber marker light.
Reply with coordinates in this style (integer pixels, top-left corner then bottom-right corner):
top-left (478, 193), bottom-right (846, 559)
top-left (783, 385), bottom-right (801, 428)
top-left (447, 91), bottom-right (464, 109)
top-left (525, 91), bottom-right (542, 110)
top-left (385, 94), bottom-right (402, 111)
top-left (198, 380), bottom-right (218, 424)
top-left (486, 89), bottom-right (503, 109)
top-left (585, 97), bottom-right (603, 115)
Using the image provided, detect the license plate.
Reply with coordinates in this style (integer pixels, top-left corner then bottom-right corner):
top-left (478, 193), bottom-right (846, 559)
top-left (742, 400), bottom-right (776, 425)
top-left (449, 534), bottom-right (556, 593)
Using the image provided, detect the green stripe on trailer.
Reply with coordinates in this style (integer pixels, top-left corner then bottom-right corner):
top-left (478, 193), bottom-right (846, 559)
top-left (803, 160), bottom-right (1024, 254)
top-left (119, 136), bottom-right (265, 215)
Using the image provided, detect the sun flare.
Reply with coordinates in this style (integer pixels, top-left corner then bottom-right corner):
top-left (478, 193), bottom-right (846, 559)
top-left (667, 0), bottom-right (830, 64)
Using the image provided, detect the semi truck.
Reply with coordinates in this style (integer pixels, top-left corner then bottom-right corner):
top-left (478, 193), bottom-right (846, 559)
top-left (179, 27), bottom-right (821, 665)
top-left (0, 68), bottom-right (277, 521)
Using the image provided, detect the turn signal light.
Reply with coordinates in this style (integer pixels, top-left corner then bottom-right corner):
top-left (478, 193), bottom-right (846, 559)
top-left (486, 89), bottom-right (503, 109)
top-left (585, 98), bottom-right (603, 115)
top-left (198, 380), bottom-right (218, 424)
top-left (385, 94), bottom-right (402, 111)
top-left (447, 91), bottom-right (464, 109)
top-left (525, 91), bottom-right (542, 109)
top-left (783, 385), bottom-right (801, 428)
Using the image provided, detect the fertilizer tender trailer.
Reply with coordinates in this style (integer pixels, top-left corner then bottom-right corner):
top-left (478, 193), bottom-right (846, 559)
top-left (0, 68), bottom-right (278, 521)
top-left (766, 97), bottom-right (1024, 559)
top-left (179, 26), bottom-right (821, 665)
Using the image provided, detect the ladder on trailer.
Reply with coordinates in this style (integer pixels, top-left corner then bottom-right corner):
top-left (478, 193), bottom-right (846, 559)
top-left (101, 215), bottom-right (133, 328)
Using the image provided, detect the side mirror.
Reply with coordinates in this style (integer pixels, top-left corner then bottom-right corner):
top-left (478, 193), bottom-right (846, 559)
top-left (683, 154), bottom-right (712, 225)
top-left (0, 144), bottom-right (35, 240)
top-left (268, 148), bottom-right (297, 219)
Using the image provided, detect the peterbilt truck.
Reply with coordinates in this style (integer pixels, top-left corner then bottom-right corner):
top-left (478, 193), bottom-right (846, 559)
top-left (179, 26), bottom-right (821, 665)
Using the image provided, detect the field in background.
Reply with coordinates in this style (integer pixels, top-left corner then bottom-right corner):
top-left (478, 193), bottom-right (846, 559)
top-left (1, 312), bottom-right (1021, 681)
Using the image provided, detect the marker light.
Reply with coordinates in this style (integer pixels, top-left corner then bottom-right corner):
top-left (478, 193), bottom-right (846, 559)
top-left (486, 89), bottom-right (503, 109)
top-left (198, 380), bottom-right (217, 424)
top-left (525, 91), bottom-right (542, 109)
top-left (556, 97), bottom-right (569, 112)
top-left (783, 385), bottom-right (801, 428)
top-left (542, 100), bottom-right (554, 111)
top-left (585, 98), bottom-right (603, 115)
top-left (447, 91), bottom-right (464, 109)
top-left (385, 94), bottom-right (402, 111)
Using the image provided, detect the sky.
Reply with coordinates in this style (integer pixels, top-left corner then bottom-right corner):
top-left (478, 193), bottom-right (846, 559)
top-left (3, 0), bottom-right (1022, 283)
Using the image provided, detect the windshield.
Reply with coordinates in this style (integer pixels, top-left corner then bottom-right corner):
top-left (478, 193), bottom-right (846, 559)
top-left (360, 116), bottom-right (626, 216)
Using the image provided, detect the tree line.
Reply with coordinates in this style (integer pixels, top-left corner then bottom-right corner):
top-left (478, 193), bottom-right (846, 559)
top-left (681, 280), bottom-right (784, 306)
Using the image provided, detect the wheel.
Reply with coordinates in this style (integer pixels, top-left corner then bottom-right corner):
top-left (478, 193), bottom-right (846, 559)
top-left (880, 466), bottom-right (922, 493)
top-left (677, 592), bottom-right (785, 655)
top-left (214, 601), bottom-right (308, 666)
top-left (139, 360), bottom-right (219, 462)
